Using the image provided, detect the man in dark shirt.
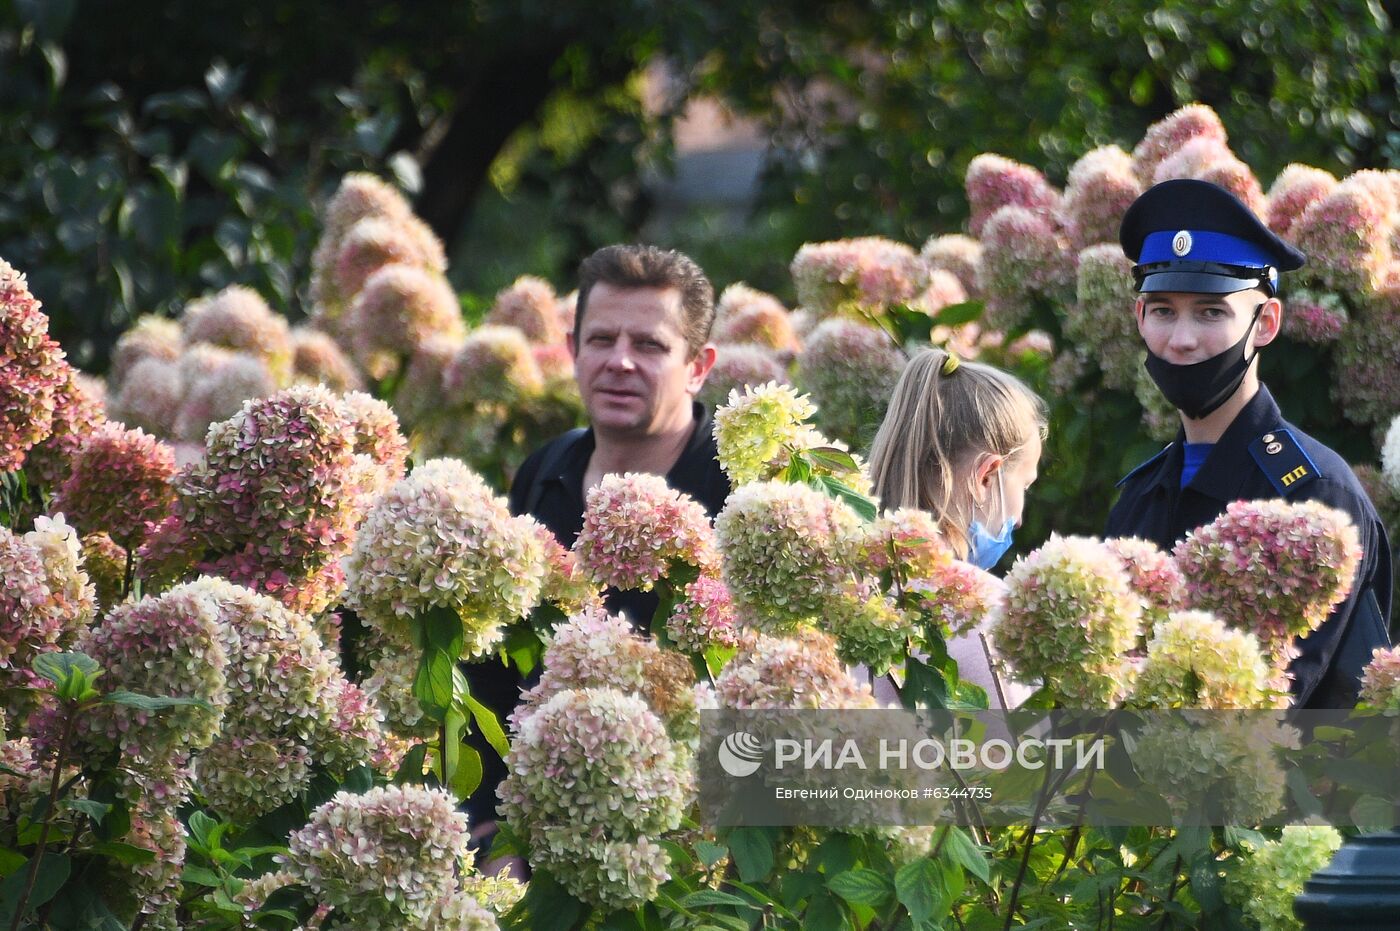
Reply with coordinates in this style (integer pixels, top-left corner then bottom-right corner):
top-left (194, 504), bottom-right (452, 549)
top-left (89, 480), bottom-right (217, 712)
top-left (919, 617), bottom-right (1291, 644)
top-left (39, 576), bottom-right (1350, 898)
top-left (1107, 179), bottom-right (1392, 708)
top-left (467, 244), bottom-right (731, 841)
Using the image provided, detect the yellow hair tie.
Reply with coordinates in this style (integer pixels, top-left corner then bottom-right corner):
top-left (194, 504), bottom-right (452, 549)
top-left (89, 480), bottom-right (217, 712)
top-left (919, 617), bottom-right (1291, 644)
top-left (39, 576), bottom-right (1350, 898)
top-left (940, 351), bottom-right (960, 376)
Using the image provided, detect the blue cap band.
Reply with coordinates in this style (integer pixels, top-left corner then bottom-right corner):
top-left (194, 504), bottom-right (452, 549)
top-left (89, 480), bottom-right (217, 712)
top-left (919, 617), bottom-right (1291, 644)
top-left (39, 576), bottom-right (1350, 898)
top-left (1139, 230), bottom-right (1276, 268)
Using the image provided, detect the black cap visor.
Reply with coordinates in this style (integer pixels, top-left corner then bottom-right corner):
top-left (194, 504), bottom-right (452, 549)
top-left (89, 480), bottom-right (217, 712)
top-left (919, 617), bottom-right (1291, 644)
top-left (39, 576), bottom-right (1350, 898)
top-left (1133, 261), bottom-right (1273, 295)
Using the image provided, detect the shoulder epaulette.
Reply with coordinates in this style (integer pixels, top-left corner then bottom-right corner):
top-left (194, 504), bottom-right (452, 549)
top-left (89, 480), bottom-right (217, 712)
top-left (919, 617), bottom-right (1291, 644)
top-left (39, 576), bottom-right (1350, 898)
top-left (1116, 444), bottom-right (1173, 489)
top-left (1247, 428), bottom-right (1321, 496)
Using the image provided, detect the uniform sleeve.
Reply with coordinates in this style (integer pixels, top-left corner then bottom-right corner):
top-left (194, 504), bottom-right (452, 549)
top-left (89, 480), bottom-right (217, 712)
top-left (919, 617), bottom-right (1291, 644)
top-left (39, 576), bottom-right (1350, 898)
top-left (1292, 476), bottom-right (1392, 706)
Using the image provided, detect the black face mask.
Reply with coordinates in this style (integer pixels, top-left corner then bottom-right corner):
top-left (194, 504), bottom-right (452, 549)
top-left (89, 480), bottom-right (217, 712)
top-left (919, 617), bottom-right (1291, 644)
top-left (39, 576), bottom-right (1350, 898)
top-left (1142, 302), bottom-right (1263, 420)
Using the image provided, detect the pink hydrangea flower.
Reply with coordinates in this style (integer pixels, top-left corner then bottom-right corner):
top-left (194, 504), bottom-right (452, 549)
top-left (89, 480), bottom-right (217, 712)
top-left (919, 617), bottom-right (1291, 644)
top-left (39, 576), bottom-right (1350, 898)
top-left (978, 205), bottom-right (1075, 329)
top-left (965, 153), bottom-right (1062, 237)
top-left (0, 257), bottom-right (67, 472)
top-left (344, 457), bottom-right (548, 657)
top-left (332, 215), bottom-right (437, 301)
top-left (1358, 646), bottom-right (1400, 709)
top-left (521, 606), bottom-right (698, 738)
top-left (499, 687), bottom-right (690, 908)
top-left (574, 472), bottom-right (719, 592)
top-left (715, 628), bottom-right (876, 709)
top-left (1066, 244), bottom-right (1141, 390)
top-left (715, 480), bottom-right (863, 629)
top-left (52, 421), bottom-right (176, 548)
top-left (289, 326), bottom-right (364, 393)
top-left (1292, 176), bottom-right (1395, 294)
top-left (715, 283), bottom-right (788, 326)
top-left (700, 345), bottom-right (789, 413)
top-left (74, 582), bottom-right (229, 775)
top-left (713, 301), bottom-right (800, 356)
top-left (913, 268), bottom-right (969, 316)
top-left (795, 318), bottom-right (905, 444)
top-left (485, 274), bottom-right (563, 345)
top-left (667, 574), bottom-right (741, 652)
top-left (173, 351), bottom-right (278, 443)
top-left (108, 315), bottom-right (182, 394)
top-left (1062, 145), bottom-right (1143, 250)
top-left (790, 237), bottom-right (929, 315)
top-left (282, 785), bottom-right (473, 924)
top-left (1267, 165), bottom-right (1338, 240)
top-left (1103, 537), bottom-right (1186, 638)
top-left (1131, 104), bottom-right (1229, 184)
top-left (25, 369), bottom-right (108, 489)
top-left (906, 559), bottom-right (1004, 639)
top-left (1281, 289), bottom-right (1348, 345)
top-left (1173, 499), bottom-right (1363, 658)
top-left (392, 335), bottom-right (465, 429)
top-left (442, 324), bottom-right (544, 405)
top-left (346, 263), bottom-right (465, 380)
top-left (920, 234), bottom-right (983, 299)
top-left (180, 284), bottom-right (292, 382)
top-left (1332, 281), bottom-right (1400, 427)
top-left (863, 507), bottom-right (951, 580)
top-left (992, 534), bottom-right (1142, 706)
top-left (0, 520), bottom-right (93, 671)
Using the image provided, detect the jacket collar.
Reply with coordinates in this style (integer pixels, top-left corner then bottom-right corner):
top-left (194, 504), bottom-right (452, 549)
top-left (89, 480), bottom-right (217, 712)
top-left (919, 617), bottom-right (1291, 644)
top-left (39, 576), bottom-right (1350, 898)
top-left (551, 400), bottom-right (712, 488)
top-left (1166, 384), bottom-right (1283, 501)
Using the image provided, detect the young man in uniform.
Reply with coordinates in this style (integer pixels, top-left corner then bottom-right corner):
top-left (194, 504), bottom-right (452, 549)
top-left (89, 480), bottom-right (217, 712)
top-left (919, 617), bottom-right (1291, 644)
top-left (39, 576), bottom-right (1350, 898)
top-left (466, 243), bottom-right (730, 856)
top-left (1107, 178), bottom-right (1392, 708)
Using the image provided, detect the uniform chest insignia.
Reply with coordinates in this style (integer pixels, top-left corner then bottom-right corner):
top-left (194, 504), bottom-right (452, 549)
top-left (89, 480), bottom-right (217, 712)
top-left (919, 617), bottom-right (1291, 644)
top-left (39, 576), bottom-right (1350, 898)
top-left (1116, 444), bottom-right (1173, 489)
top-left (1247, 428), bottom-right (1321, 496)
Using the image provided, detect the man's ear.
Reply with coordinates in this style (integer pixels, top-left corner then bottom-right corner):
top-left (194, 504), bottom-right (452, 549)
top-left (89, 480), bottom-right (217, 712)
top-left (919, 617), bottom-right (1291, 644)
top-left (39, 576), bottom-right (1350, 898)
top-left (687, 344), bottom-right (717, 394)
top-left (1133, 295), bottom-right (1147, 334)
top-left (565, 331), bottom-right (576, 358)
top-left (1254, 296), bottom-right (1283, 348)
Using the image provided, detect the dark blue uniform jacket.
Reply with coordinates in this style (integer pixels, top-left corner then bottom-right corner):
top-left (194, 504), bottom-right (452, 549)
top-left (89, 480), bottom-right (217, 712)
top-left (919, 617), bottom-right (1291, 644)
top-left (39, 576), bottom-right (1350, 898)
top-left (1105, 385), bottom-right (1392, 707)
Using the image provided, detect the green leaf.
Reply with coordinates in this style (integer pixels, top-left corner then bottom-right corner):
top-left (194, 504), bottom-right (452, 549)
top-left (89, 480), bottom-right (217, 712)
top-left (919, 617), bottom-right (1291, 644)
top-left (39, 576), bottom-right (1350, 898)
top-left (0, 852), bottom-right (70, 920)
top-left (450, 744), bottom-right (482, 801)
top-left (506, 868), bottom-right (585, 931)
top-left (694, 840), bottom-right (728, 868)
top-left (727, 827), bottom-right (774, 883)
top-left (803, 891), bottom-right (851, 931)
top-left (186, 809), bottom-right (220, 855)
top-left (0, 850), bottom-right (24, 878)
top-left (462, 691), bottom-right (510, 759)
top-left (941, 827), bottom-right (990, 884)
top-left (422, 604), bottom-right (465, 658)
top-left (340, 765), bottom-right (374, 795)
top-left (1190, 860), bottom-right (1224, 913)
top-left (103, 690), bottom-right (210, 712)
top-left (88, 840), bottom-right (157, 865)
top-left (181, 864), bottom-right (223, 887)
top-left (932, 300), bottom-right (984, 328)
top-left (894, 857), bottom-right (944, 922)
top-left (413, 646), bottom-right (454, 721)
top-left (807, 446), bottom-right (860, 474)
top-left (59, 798), bottom-right (111, 824)
top-left (679, 889), bottom-right (758, 910)
top-left (503, 623), bottom-right (544, 676)
top-left (826, 868), bottom-right (894, 908)
top-left (813, 475), bottom-right (878, 521)
top-left (31, 652), bottom-right (99, 687)
top-left (393, 743), bottom-right (429, 785)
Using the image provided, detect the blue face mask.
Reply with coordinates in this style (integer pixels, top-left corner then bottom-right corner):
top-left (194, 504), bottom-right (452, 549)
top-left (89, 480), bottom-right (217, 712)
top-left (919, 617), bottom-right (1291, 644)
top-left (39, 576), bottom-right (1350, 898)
top-left (967, 468), bottom-right (1015, 570)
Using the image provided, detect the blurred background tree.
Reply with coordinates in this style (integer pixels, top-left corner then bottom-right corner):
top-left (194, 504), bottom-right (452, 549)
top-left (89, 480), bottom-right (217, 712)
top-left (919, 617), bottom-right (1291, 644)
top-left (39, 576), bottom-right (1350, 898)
top-left (2, 0), bottom-right (1397, 369)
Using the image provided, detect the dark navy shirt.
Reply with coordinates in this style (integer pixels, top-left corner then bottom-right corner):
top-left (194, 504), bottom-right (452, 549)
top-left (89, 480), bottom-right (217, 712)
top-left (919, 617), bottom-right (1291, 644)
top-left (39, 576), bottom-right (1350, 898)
top-left (1106, 385), bottom-right (1392, 707)
top-left (465, 402), bottom-right (730, 825)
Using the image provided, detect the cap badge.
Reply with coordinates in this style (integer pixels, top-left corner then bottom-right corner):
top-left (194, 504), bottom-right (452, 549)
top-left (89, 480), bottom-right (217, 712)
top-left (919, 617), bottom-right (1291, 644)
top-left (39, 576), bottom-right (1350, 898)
top-left (1172, 231), bottom-right (1193, 256)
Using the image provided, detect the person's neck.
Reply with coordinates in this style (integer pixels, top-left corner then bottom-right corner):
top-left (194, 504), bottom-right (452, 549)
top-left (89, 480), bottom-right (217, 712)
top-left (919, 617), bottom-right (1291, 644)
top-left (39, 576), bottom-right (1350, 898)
top-left (586, 404), bottom-right (697, 489)
top-left (1179, 373), bottom-right (1259, 444)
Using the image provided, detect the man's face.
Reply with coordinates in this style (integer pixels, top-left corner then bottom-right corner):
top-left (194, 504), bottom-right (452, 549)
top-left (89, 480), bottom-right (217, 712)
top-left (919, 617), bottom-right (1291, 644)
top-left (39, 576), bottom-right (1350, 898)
top-left (569, 283), bottom-right (712, 437)
top-left (1135, 288), bottom-right (1279, 364)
